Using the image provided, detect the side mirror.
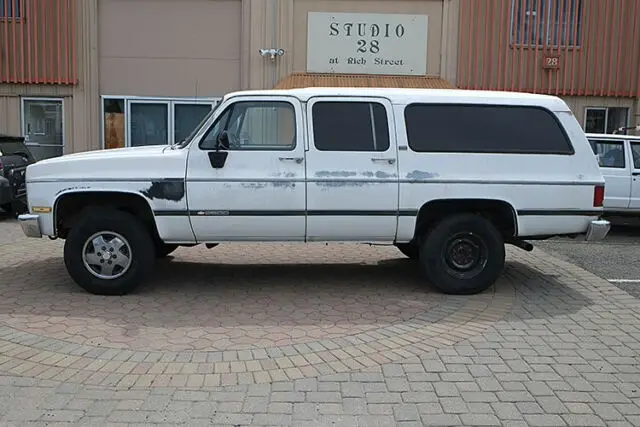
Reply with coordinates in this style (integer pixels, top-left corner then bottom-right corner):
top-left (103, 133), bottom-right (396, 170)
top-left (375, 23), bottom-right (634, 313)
top-left (208, 131), bottom-right (230, 169)
top-left (216, 131), bottom-right (231, 151)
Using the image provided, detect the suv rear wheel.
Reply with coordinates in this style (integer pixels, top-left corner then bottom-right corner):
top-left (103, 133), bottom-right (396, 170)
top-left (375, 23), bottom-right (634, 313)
top-left (419, 213), bottom-right (505, 295)
top-left (64, 208), bottom-right (156, 295)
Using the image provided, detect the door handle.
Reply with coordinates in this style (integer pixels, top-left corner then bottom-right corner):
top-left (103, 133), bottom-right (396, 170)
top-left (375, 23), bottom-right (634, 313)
top-left (632, 172), bottom-right (640, 176)
top-left (371, 157), bottom-right (396, 165)
top-left (278, 157), bottom-right (304, 164)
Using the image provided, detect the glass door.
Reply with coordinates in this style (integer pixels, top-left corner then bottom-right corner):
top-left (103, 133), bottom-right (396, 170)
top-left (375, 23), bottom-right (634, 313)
top-left (22, 98), bottom-right (65, 161)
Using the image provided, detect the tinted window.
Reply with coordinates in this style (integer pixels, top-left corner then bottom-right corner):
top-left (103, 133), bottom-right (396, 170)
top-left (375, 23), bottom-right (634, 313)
top-left (404, 104), bottom-right (574, 154)
top-left (589, 139), bottom-right (625, 168)
top-left (631, 143), bottom-right (640, 169)
top-left (200, 101), bottom-right (295, 151)
top-left (312, 102), bottom-right (390, 151)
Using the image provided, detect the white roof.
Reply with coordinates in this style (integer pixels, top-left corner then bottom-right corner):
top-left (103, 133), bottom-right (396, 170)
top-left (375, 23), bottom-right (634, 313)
top-left (223, 87), bottom-right (571, 111)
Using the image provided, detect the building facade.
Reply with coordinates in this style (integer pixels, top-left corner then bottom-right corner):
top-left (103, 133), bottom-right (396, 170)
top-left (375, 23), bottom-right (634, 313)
top-left (0, 0), bottom-right (638, 160)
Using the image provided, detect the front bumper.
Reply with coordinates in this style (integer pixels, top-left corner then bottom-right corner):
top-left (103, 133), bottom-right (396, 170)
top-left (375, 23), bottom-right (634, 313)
top-left (18, 213), bottom-right (42, 238)
top-left (585, 219), bottom-right (611, 242)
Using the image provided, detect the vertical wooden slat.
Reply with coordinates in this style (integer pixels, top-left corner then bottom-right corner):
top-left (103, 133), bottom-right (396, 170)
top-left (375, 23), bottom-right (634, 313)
top-left (545, 0), bottom-right (554, 94)
top-left (48, 2), bottom-right (54, 83)
top-left (19, 0), bottom-right (24, 82)
top-left (569, 0), bottom-right (580, 95)
top-left (598, 0), bottom-right (609, 96)
top-left (523, 0), bottom-right (535, 92)
top-left (57, 0), bottom-right (61, 84)
top-left (466, 0), bottom-right (473, 88)
top-left (63, 0), bottom-right (69, 84)
top-left (605, 0), bottom-right (618, 96)
top-left (631, 0), bottom-right (640, 97)
top-left (497, 0), bottom-right (507, 91)
top-left (561, 0), bottom-right (571, 95)
top-left (11, 0), bottom-right (17, 82)
top-left (72, 0), bottom-right (77, 83)
top-left (487, 0), bottom-right (496, 89)
top-left (614, 0), bottom-right (626, 95)
top-left (26, 0), bottom-right (31, 82)
top-left (458, 1), bottom-right (465, 88)
top-left (4, 0), bottom-right (9, 81)
top-left (41, 0), bottom-right (47, 82)
top-left (619, 0), bottom-right (632, 96)
top-left (472, 0), bottom-right (481, 89)
top-left (512, 0), bottom-right (525, 91)
top-left (554, 0), bottom-right (565, 95)
top-left (581, 0), bottom-right (594, 95)
top-left (532, 0), bottom-right (542, 93)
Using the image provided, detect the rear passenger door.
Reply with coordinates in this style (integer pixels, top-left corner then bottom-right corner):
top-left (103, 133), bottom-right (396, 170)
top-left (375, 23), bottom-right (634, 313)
top-left (588, 138), bottom-right (631, 209)
top-left (630, 141), bottom-right (640, 210)
top-left (305, 97), bottom-right (399, 242)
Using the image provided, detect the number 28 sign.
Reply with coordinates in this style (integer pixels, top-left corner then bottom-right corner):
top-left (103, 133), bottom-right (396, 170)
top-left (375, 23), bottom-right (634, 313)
top-left (542, 55), bottom-right (561, 69)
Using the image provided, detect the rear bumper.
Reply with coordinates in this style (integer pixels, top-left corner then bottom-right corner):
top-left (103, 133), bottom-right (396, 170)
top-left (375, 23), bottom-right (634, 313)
top-left (585, 219), bottom-right (610, 242)
top-left (17, 214), bottom-right (42, 238)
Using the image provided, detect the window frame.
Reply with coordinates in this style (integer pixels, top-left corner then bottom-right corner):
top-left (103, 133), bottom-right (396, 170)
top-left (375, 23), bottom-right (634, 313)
top-left (198, 100), bottom-right (298, 152)
top-left (403, 102), bottom-right (575, 155)
top-left (100, 96), bottom-right (220, 149)
top-left (309, 100), bottom-right (392, 153)
top-left (0, 0), bottom-right (22, 20)
top-left (510, 0), bottom-right (583, 49)
top-left (584, 107), bottom-right (631, 135)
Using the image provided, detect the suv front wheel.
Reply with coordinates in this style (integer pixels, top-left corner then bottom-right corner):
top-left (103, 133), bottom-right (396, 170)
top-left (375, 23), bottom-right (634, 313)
top-left (63, 208), bottom-right (156, 295)
top-left (419, 213), bottom-right (505, 295)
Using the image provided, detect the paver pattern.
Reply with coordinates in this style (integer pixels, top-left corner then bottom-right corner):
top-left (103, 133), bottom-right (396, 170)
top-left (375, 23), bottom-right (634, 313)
top-left (1, 219), bottom-right (640, 426)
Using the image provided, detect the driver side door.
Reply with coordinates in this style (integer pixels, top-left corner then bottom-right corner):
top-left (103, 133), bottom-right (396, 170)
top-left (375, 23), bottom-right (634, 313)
top-left (185, 96), bottom-right (306, 241)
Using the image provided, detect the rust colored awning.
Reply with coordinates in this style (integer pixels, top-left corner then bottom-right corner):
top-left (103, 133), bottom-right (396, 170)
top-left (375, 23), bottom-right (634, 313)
top-left (274, 72), bottom-right (457, 90)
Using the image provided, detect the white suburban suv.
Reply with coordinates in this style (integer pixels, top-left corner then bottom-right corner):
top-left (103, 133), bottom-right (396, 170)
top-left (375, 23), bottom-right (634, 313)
top-left (18, 87), bottom-right (610, 296)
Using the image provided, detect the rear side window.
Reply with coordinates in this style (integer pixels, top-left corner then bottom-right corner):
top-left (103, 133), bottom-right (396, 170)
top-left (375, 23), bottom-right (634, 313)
top-left (588, 139), bottom-right (626, 168)
top-left (404, 104), bottom-right (574, 154)
top-left (312, 101), bottom-right (390, 152)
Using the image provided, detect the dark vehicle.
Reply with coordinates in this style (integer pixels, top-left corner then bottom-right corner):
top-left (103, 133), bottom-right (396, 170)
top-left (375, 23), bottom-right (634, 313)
top-left (0, 135), bottom-right (35, 216)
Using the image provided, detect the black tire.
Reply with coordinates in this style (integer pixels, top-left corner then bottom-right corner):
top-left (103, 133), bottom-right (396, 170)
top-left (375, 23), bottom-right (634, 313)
top-left (156, 243), bottom-right (179, 258)
top-left (63, 208), bottom-right (156, 295)
top-left (395, 242), bottom-right (419, 260)
top-left (419, 213), bottom-right (505, 295)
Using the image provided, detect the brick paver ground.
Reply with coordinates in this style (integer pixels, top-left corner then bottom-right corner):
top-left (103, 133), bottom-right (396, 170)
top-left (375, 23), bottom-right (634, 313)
top-left (1, 219), bottom-right (639, 426)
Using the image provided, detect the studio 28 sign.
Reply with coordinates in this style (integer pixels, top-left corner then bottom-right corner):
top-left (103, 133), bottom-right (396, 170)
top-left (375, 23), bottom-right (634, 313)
top-left (307, 12), bottom-right (428, 76)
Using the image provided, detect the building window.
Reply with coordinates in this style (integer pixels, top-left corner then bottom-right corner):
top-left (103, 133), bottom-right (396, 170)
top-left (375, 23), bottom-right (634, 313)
top-left (0, 0), bottom-right (21, 19)
top-left (511, 0), bottom-right (583, 47)
top-left (101, 97), bottom-right (219, 149)
top-left (584, 107), bottom-right (629, 134)
top-left (21, 98), bottom-right (65, 161)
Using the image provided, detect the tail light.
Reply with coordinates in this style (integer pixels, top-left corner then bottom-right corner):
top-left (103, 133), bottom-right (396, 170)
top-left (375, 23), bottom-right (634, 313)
top-left (593, 184), bottom-right (605, 207)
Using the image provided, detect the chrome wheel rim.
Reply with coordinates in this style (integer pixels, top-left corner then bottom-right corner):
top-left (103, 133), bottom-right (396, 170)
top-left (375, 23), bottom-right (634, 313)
top-left (82, 231), bottom-right (132, 280)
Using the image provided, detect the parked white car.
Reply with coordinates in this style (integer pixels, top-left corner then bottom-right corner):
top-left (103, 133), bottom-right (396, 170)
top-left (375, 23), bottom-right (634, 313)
top-left (586, 133), bottom-right (640, 214)
top-left (18, 87), bottom-right (610, 296)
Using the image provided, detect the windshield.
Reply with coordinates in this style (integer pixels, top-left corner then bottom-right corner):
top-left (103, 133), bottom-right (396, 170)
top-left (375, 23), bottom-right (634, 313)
top-left (175, 102), bottom-right (221, 149)
top-left (0, 140), bottom-right (31, 158)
